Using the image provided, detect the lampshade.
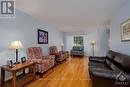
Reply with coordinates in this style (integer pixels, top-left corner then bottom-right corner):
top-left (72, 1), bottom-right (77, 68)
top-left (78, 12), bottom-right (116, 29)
top-left (10, 41), bottom-right (23, 49)
top-left (90, 40), bottom-right (95, 45)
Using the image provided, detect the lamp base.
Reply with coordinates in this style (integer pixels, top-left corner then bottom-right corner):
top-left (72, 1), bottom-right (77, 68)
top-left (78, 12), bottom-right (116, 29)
top-left (14, 61), bottom-right (20, 64)
top-left (15, 49), bottom-right (20, 64)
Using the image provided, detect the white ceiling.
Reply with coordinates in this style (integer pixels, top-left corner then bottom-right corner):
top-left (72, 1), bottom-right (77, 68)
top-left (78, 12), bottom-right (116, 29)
top-left (16, 0), bottom-right (127, 32)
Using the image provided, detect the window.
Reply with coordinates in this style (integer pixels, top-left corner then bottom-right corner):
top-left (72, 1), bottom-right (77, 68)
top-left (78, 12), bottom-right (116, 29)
top-left (73, 36), bottom-right (84, 46)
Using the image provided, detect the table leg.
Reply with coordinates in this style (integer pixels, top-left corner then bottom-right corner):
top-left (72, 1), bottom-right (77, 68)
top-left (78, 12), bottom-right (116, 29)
top-left (33, 64), bottom-right (36, 80)
top-left (23, 69), bottom-right (25, 75)
top-left (12, 71), bottom-right (17, 87)
top-left (1, 68), bottom-right (5, 86)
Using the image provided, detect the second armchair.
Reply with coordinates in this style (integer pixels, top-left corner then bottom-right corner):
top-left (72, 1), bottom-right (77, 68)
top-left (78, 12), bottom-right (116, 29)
top-left (49, 46), bottom-right (67, 63)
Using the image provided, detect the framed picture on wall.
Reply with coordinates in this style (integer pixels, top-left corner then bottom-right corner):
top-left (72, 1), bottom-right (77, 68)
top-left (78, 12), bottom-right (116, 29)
top-left (121, 18), bottom-right (130, 41)
top-left (38, 29), bottom-right (48, 44)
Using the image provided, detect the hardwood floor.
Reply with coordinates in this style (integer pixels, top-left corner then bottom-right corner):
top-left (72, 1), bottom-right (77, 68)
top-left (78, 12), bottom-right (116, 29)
top-left (25, 56), bottom-right (91, 87)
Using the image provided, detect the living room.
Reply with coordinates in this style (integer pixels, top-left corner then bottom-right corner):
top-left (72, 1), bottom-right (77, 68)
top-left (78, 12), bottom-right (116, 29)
top-left (0, 0), bottom-right (130, 87)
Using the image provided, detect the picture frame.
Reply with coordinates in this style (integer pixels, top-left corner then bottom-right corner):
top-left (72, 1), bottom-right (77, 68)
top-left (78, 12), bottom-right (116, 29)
top-left (38, 29), bottom-right (48, 44)
top-left (21, 57), bottom-right (26, 63)
top-left (121, 18), bottom-right (130, 41)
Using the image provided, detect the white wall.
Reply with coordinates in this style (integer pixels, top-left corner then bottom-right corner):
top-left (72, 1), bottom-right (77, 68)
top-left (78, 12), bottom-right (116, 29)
top-left (85, 27), bottom-right (109, 56)
top-left (0, 10), bottom-right (63, 79)
top-left (97, 26), bottom-right (109, 56)
top-left (85, 28), bottom-right (98, 56)
top-left (110, 0), bottom-right (130, 55)
top-left (64, 33), bottom-right (87, 55)
top-left (64, 26), bottom-right (109, 56)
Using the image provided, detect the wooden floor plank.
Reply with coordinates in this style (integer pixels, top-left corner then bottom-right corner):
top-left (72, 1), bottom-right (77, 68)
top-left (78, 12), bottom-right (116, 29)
top-left (25, 56), bottom-right (91, 87)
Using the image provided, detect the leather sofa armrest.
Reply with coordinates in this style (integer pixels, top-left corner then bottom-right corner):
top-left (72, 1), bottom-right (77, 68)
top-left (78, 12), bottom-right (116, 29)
top-left (91, 69), bottom-right (117, 80)
top-left (92, 69), bottom-right (130, 81)
top-left (89, 56), bottom-right (106, 63)
top-left (125, 73), bottom-right (130, 81)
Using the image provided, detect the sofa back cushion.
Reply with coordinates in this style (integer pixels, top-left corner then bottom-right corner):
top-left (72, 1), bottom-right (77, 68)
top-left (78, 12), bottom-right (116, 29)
top-left (72, 46), bottom-right (84, 51)
top-left (105, 59), bottom-right (112, 66)
top-left (27, 47), bottom-right (43, 59)
top-left (114, 53), bottom-right (130, 72)
top-left (106, 50), bottom-right (118, 61)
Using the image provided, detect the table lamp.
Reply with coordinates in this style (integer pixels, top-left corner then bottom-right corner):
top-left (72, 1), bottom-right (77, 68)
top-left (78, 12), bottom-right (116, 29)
top-left (10, 41), bottom-right (23, 64)
top-left (90, 40), bottom-right (95, 56)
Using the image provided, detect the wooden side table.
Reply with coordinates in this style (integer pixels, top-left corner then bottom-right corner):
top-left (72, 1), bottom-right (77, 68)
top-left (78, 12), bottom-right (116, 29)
top-left (1, 61), bottom-right (36, 87)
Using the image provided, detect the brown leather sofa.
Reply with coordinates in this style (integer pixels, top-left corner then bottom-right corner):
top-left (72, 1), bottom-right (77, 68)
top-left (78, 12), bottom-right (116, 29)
top-left (89, 50), bottom-right (130, 87)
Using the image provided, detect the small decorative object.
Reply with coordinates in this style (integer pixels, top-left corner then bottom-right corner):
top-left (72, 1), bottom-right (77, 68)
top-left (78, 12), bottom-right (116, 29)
top-left (21, 57), bottom-right (26, 63)
top-left (7, 60), bottom-right (14, 68)
top-left (38, 29), bottom-right (48, 44)
top-left (90, 40), bottom-right (95, 56)
top-left (121, 18), bottom-right (130, 41)
top-left (9, 60), bottom-right (14, 68)
top-left (10, 41), bottom-right (23, 64)
top-left (7, 59), bottom-right (14, 68)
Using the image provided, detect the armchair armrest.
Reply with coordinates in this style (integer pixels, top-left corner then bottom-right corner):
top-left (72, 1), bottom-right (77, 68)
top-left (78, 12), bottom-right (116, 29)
top-left (42, 55), bottom-right (55, 60)
top-left (28, 59), bottom-right (43, 64)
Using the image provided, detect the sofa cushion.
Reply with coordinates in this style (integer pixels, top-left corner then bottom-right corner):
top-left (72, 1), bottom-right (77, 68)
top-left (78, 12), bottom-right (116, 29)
top-left (105, 58), bottom-right (121, 72)
top-left (89, 56), bottom-right (106, 63)
top-left (89, 62), bottom-right (110, 70)
top-left (72, 46), bottom-right (84, 51)
top-left (109, 63), bottom-right (121, 72)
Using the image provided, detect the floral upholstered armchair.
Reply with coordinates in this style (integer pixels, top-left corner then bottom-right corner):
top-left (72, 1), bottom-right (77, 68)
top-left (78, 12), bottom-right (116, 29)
top-left (27, 47), bottom-right (55, 74)
top-left (49, 46), bottom-right (67, 63)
